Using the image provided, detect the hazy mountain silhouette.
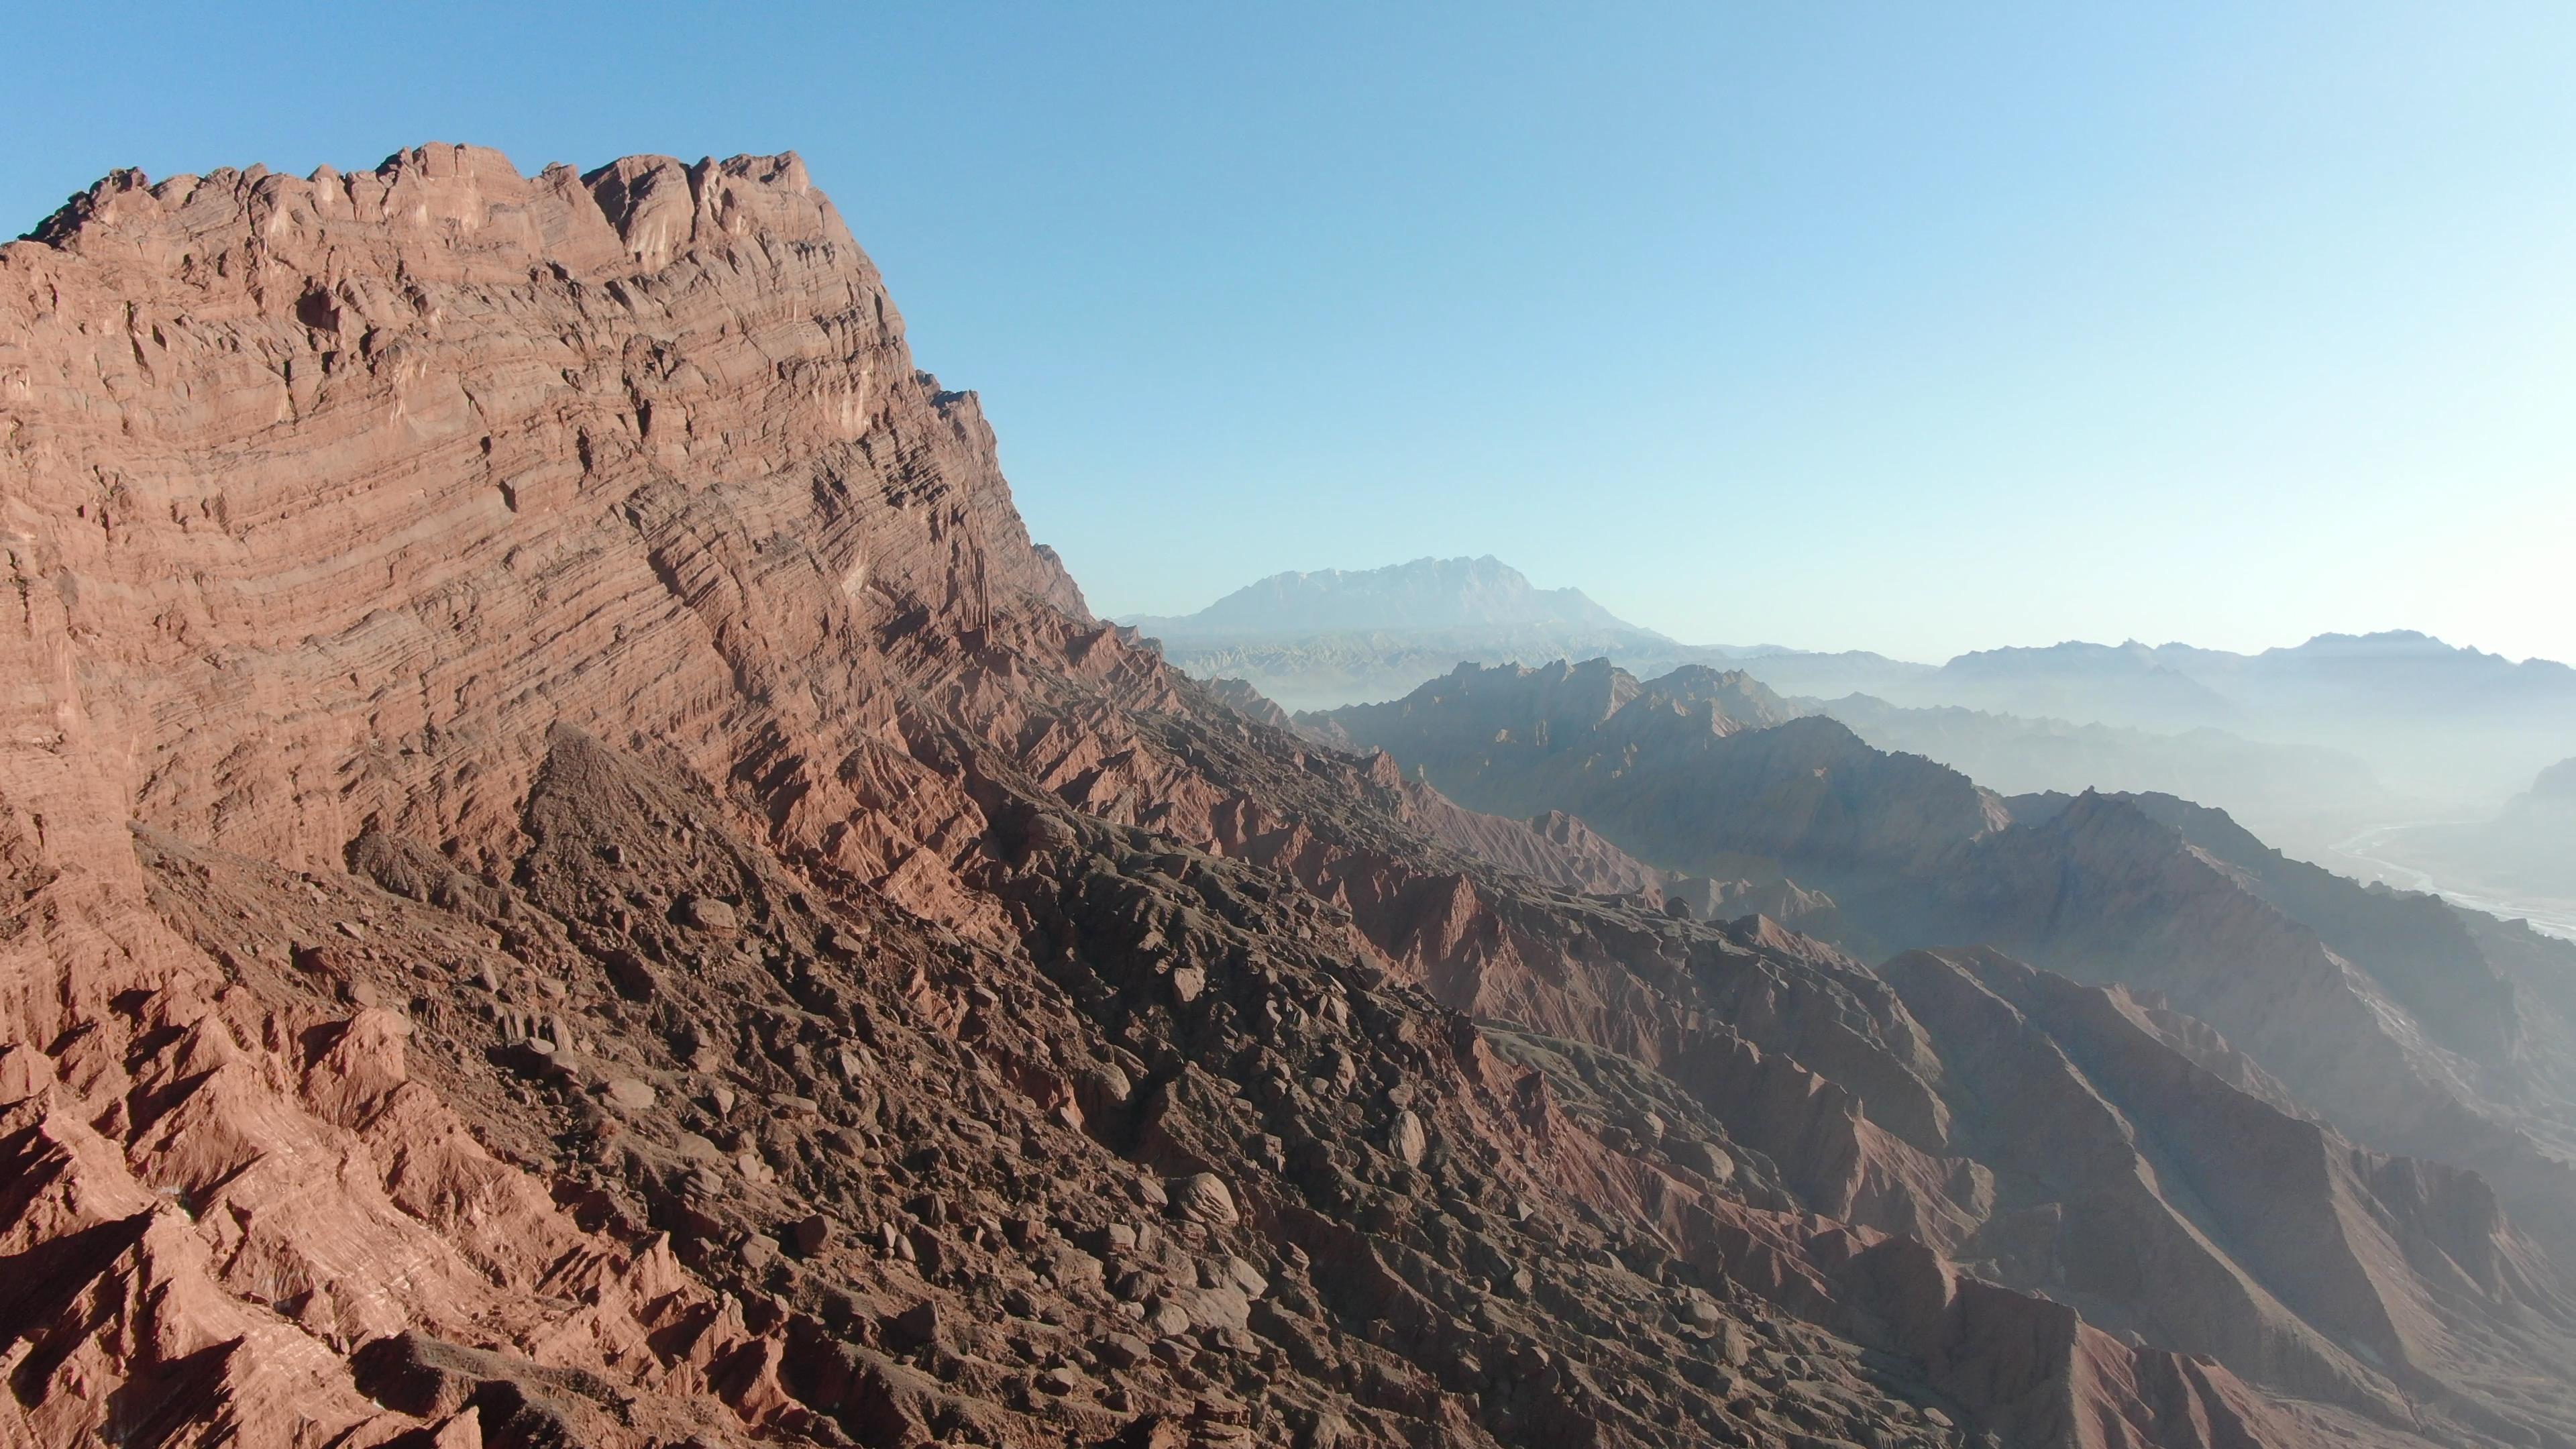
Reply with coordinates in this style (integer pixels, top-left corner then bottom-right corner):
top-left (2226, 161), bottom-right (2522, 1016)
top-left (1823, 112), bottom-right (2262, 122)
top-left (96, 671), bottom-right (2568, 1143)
top-left (1126, 555), bottom-right (1925, 710)
top-left (1128, 555), bottom-right (1642, 637)
top-left (1871, 631), bottom-right (2576, 804)
top-left (1149, 560), bottom-right (2573, 831)
top-left (1814, 693), bottom-right (2398, 856)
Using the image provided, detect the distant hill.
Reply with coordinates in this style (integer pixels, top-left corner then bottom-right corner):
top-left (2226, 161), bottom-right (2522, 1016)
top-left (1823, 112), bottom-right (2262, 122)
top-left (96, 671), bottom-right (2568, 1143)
top-left (2151, 631), bottom-right (2576, 717)
top-left (1913, 631), bottom-right (2576, 735)
top-left (1144, 558), bottom-right (2574, 810)
top-left (1127, 555), bottom-right (1642, 637)
top-left (1919, 640), bottom-right (2241, 733)
top-left (1814, 693), bottom-right (2396, 857)
top-left (1865, 631), bottom-right (2576, 804)
top-left (1126, 555), bottom-right (1926, 710)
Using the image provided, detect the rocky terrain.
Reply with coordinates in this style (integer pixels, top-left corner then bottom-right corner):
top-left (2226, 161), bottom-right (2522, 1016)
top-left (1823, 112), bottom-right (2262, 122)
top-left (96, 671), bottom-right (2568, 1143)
top-left (1, 145), bottom-right (2567, 1449)
top-left (1319, 660), bottom-right (2576, 1446)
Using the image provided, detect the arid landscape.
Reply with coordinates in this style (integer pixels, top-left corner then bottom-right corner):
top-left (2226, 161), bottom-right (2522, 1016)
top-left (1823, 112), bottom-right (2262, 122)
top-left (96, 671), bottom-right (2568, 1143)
top-left (1, 142), bottom-right (2571, 1449)
top-left (1137, 559), bottom-right (2576, 882)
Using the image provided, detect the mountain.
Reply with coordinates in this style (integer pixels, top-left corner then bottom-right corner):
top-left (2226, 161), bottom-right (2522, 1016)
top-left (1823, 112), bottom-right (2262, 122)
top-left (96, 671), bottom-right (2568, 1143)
top-left (1144, 559), bottom-right (2572, 840)
top-left (1136, 624), bottom-right (1688, 712)
top-left (2151, 631), bottom-right (2576, 727)
top-left (1698, 647), bottom-right (1939, 700)
top-left (1814, 695), bottom-right (2399, 857)
top-left (1316, 660), bottom-right (2576, 1443)
top-left (1875, 633), bottom-right (2576, 806)
top-left (1129, 555), bottom-right (1642, 637)
top-left (1313, 663), bottom-right (2576, 1156)
top-left (1912, 641), bottom-right (2244, 734)
top-left (6, 144), bottom-right (2568, 1449)
top-left (1126, 557), bottom-right (1933, 712)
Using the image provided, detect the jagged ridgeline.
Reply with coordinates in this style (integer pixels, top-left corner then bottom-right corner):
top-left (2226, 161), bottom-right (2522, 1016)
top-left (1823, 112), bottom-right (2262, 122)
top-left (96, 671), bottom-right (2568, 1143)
top-left (3, 145), bottom-right (2569, 1449)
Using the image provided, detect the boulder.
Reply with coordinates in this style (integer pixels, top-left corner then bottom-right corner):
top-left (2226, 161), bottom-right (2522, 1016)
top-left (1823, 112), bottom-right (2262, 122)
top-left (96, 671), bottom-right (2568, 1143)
top-left (888, 1299), bottom-right (943, 1350)
top-left (1169, 1173), bottom-right (1239, 1227)
top-left (1390, 1110), bottom-right (1426, 1167)
top-left (788, 1214), bottom-right (832, 1256)
top-left (682, 896), bottom-right (741, 932)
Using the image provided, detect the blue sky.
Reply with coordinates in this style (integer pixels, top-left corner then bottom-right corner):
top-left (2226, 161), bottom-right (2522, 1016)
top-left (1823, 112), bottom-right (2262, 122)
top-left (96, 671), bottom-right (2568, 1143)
top-left (9, 3), bottom-right (2573, 662)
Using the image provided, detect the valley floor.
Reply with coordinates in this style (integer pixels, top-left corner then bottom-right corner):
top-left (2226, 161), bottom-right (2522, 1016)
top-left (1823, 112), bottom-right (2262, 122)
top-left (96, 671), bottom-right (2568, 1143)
top-left (2328, 823), bottom-right (2576, 943)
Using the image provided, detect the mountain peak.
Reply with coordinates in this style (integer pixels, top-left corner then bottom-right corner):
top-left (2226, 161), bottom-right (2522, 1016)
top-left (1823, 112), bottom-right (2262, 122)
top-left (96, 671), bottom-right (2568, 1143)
top-left (2269, 629), bottom-right (2466, 659)
top-left (2527, 757), bottom-right (2576, 802)
top-left (1128, 555), bottom-right (1648, 639)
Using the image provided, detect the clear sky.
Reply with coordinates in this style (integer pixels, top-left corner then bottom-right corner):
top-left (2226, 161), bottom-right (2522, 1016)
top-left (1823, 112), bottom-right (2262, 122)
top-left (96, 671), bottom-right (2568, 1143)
top-left (9, 3), bottom-right (2573, 663)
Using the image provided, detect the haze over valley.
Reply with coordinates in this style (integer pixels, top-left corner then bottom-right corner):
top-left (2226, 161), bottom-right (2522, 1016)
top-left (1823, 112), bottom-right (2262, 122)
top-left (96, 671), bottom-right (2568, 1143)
top-left (1128, 557), bottom-right (2576, 908)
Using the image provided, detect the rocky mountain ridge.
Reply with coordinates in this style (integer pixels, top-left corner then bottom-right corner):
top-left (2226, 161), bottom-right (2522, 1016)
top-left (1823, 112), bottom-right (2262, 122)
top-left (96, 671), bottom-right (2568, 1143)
top-left (1148, 558), bottom-right (2569, 842)
top-left (1316, 659), bottom-right (2576, 1444)
top-left (1809, 695), bottom-right (2396, 859)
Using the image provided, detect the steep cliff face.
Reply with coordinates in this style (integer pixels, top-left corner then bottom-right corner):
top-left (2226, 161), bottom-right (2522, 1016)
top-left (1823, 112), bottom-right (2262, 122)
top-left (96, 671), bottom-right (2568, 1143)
top-left (0, 144), bottom-right (1102, 1449)
top-left (0, 146), bottom-right (2553, 1449)
top-left (4, 145), bottom-right (1084, 913)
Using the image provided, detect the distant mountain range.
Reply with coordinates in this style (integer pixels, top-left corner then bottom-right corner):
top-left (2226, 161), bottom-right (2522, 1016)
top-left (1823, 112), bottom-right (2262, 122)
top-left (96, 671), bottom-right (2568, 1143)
top-left (1307, 659), bottom-right (2576, 1248)
top-left (1879, 633), bottom-right (2576, 802)
top-left (1127, 555), bottom-right (1643, 637)
top-left (1124, 556), bottom-right (1918, 710)
top-left (1132, 557), bottom-right (2576, 817)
